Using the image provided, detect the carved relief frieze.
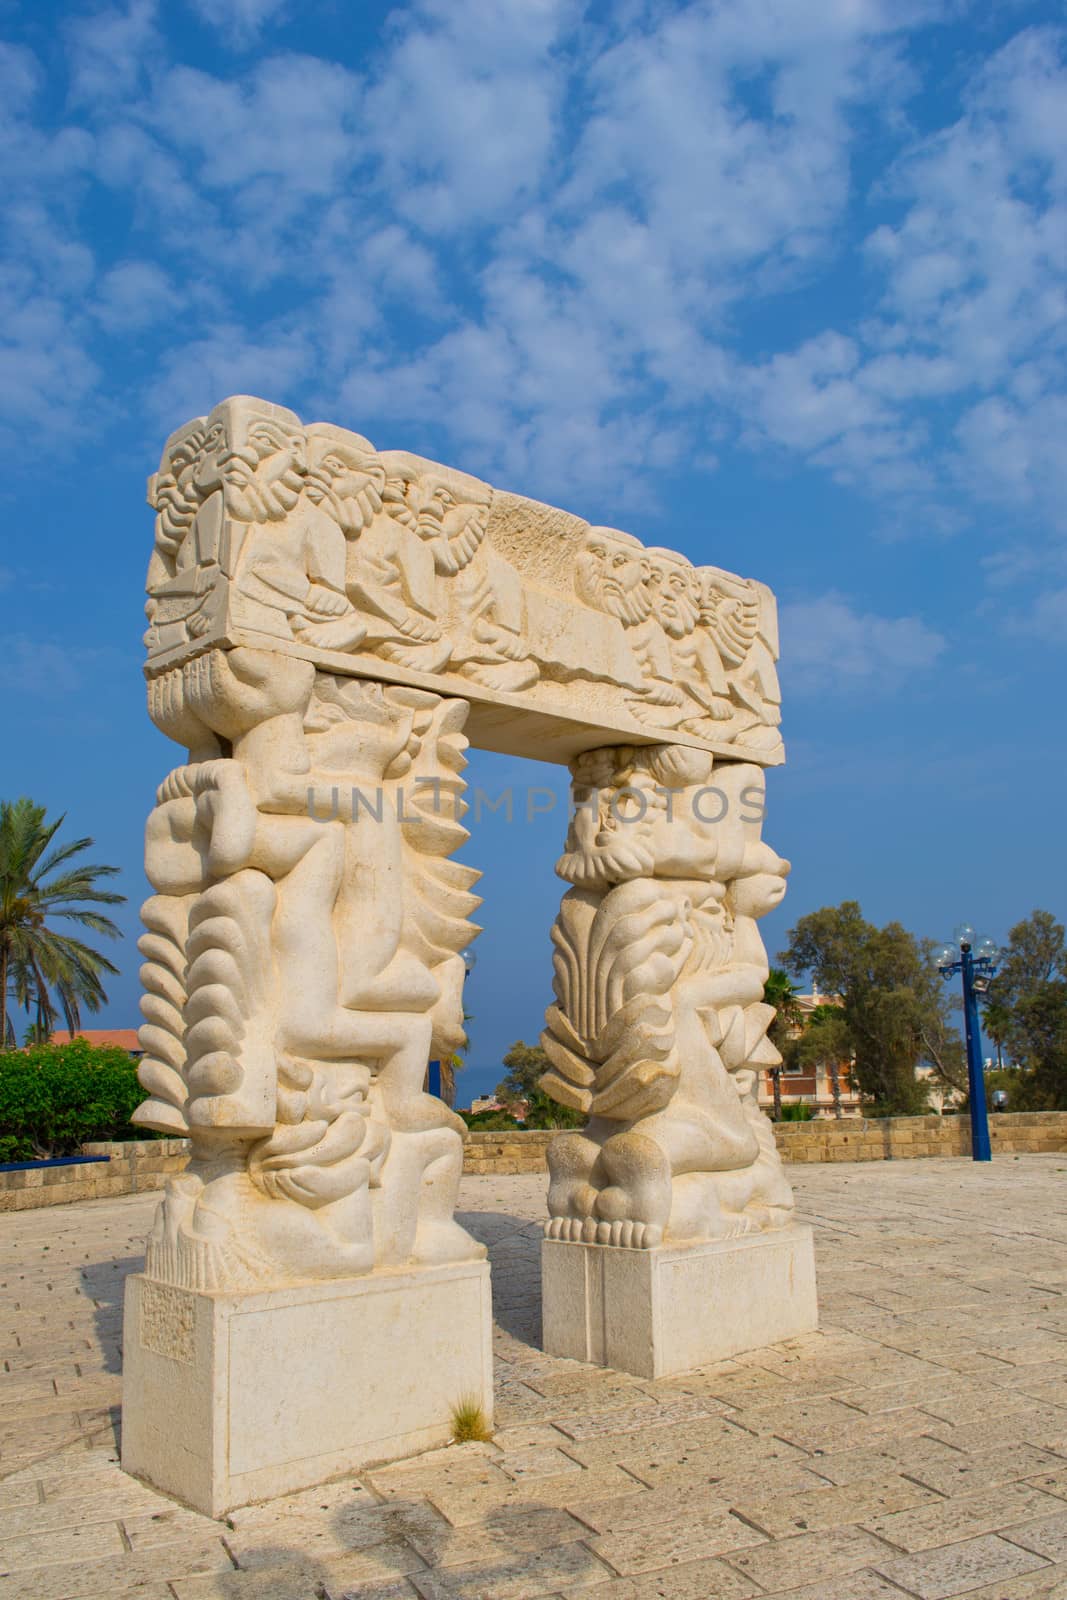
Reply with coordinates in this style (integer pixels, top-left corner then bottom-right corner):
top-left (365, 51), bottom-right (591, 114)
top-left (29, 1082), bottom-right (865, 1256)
top-left (144, 396), bottom-right (783, 764)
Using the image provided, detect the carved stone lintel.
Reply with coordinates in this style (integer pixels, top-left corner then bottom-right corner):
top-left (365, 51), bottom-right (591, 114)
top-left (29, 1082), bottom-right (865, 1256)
top-left (143, 395), bottom-right (783, 766)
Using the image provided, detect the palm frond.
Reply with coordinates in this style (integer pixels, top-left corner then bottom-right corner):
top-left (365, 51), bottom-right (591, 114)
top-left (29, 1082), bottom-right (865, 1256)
top-left (35, 866), bottom-right (123, 901)
top-left (50, 909), bottom-right (125, 937)
top-left (32, 835), bottom-right (96, 884)
top-left (0, 801), bottom-right (126, 1041)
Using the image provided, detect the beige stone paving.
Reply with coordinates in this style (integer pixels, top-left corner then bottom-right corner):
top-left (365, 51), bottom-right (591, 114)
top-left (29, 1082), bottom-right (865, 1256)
top-left (5, 1156), bottom-right (1067, 1597)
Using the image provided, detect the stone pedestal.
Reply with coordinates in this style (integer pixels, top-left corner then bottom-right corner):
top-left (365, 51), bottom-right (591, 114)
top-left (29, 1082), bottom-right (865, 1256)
top-left (541, 1226), bottom-right (817, 1379)
top-left (122, 1259), bottom-right (493, 1516)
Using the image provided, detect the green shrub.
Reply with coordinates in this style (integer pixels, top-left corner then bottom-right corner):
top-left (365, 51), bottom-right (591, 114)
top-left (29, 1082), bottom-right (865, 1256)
top-left (779, 1102), bottom-right (813, 1121)
top-left (460, 1110), bottom-right (522, 1131)
top-left (521, 1088), bottom-right (586, 1130)
top-left (0, 1040), bottom-right (146, 1160)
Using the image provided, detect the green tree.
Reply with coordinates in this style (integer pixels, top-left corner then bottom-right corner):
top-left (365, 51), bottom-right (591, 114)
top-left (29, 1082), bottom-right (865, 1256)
top-left (779, 901), bottom-right (952, 1115)
top-left (496, 1039), bottom-right (551, 1107)
top-left (784, 1004), bottom-right (853, 1118)
top-left (0, 799), bottom-right (126, 1045)
top-left (522, 1087), bottom-right (585, 1129)
top-left (763, 967), bottom-right (803, 1048)
top-left (497, 1040), bottom-right (585, 1128)
top-left (985, 911), bottom-right (1067, 1109)
top-left (763, 967), bottom-right (804, 1120)
top-left (0, 1039), bottom-right (144, 1160)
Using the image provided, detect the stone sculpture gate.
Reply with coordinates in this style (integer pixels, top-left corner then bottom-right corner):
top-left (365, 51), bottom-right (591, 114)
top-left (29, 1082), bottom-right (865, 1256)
top-left (122, 395), bottom-right (817, 1515)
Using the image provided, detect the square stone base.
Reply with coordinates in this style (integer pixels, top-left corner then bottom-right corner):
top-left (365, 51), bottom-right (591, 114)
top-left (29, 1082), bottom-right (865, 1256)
top-left (121, 1259), bottom-right (493, 1516)
top-left (542, 1225), bottom-right (817, 1379)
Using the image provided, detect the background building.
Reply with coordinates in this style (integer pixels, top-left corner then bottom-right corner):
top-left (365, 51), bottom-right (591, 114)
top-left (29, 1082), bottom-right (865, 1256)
top-left (49, 1029), bottom-right (143, 1058)
top-left (756, 991), bottom-right (863, 1119)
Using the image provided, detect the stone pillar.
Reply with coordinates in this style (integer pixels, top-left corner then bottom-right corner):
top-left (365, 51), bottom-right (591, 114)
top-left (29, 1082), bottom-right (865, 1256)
top-left (539, 747), bottom-right (817, 1377)
top-left (122, 647), bottom-right (491, 1514)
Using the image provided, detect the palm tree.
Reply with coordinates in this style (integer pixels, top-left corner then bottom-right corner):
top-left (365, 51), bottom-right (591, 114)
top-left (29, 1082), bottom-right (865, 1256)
top-left (764, 966), bottom-right (804, 1039)
top-left (0, 798), bottom-right (126, 1046)
top-left (763, 967), bottom-right (804, 1121)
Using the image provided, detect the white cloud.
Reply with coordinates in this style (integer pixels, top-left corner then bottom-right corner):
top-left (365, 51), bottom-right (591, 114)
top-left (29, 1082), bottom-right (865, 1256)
top-left (955, 391), bottom-right (1067, 528)
top-left (92, 260), bottom-right (180, 331)
top-left (185, 0), bottom-right (289, 48)
top-left (0, 636), bottom-right (121, 695)
top-left (866, 33), bottom-right (1067, 390)
top-left (150, 324), bottom-right (314, 426)
top-left (780, 593), bottom-right (946, 694)
top-left (726, 23), bottom-right (1067, 538)
top-left (0, 41), bottom-right (100, 434)
top-left (363, 0), bottom-right (577, 231)
top-left (0, 289), bottom-right (99, 432)
top-left (151, 55), bottom-right (361, 198)
top-left (1027, 588), bottom-right (1067, 643)
top-left (997, 581), bottom-right (1067, 646)
top-left (741, 334), bottom-right (878, 453)
top-left (66, 0), bottom-right (159, 107)
top-left (320, 0), bottom-right (936, 493)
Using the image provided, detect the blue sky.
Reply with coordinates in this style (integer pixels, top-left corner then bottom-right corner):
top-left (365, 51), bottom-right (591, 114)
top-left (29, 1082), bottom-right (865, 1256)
top-left (2, 0), bottom-right (1065, 1102)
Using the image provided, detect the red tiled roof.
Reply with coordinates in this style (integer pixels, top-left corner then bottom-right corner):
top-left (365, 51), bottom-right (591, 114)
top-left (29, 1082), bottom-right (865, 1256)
top-left (49, 1029), bottom-right (143, 1053)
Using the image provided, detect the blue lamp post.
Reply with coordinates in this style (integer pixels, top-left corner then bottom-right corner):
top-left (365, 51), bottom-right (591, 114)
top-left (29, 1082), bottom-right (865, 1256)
top-left (934, 926), bottom-right (1000, 1163)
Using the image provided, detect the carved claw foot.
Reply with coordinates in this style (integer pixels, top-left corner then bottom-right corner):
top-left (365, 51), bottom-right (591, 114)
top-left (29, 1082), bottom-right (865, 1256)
top-left (546, 1131), bottom-right (601, 1224)
top-left (592, 1130), bottom-right (672, 1234)
top-left (546, 1129), bottom-right (673, 1245)
top-left (543, 1216), bottom-right (664, 1248)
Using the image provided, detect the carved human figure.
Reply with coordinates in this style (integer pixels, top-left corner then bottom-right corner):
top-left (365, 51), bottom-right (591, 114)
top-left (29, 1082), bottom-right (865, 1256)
top-left (541, 750), bottom-right (796, 1246)
top-left (576, 535), bottom-right (734, 733)
top-left (144, 397), bottom-right (366, 659)
top-left (576, 529), bottom-right (651, 629)
top-left (382, 454), bottom-right (538, 692)
top-left (143, 418), bottom-right (221, 654)
top-left (698, 570), bottom-right (783, 752)
top-left (208, 396), bottom-right (367, 652)
top-left (305, 434), bottom-right (451, 672)
top-left (135, 649), bottom-right (484, 1289)
top-left (643, 550), bottom-right (733, 730)
top-left (576, 530), bottom-right (678, 707)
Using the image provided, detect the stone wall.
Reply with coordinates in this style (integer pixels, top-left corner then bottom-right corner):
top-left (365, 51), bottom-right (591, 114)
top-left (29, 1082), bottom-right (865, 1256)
top-left (463, 1130), bottom-right (556, 1175)
top-left (2, 1115), bottom-right (1065, 1209)
top-left (461, 1115), bottom-right (1067, 1175)
top-left (0, 1140), bottom-right (190, 1212)
top-left (774, 1111), bottom-right (1067, 1162)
